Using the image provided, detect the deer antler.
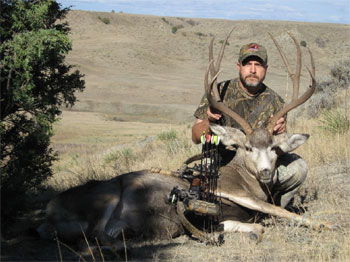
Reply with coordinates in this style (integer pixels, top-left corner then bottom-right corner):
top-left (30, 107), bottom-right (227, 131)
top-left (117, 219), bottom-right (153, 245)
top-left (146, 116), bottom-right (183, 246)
top-left (205, 28), bottom-right (254, 135)
top-left (267, 32), bottom-right (316, 134)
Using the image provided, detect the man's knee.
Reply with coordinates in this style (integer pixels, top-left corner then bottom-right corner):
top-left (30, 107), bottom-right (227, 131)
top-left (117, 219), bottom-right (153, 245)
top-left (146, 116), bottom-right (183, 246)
top-left (292, 156), bottom-right (308, 183)
top-left (276, 153), bottom-right (308, 191)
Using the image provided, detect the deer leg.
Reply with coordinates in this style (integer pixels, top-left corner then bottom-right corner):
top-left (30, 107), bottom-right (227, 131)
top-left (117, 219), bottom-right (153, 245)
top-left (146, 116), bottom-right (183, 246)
top-left (222, 193), bottom-right (333, 230)
top-left (85, 196), bottom-right (120, 245)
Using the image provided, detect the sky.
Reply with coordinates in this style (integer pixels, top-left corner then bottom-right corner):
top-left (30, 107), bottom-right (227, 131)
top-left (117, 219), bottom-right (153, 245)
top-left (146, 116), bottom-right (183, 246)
top-left (56, 0), bottom-right (350, 24)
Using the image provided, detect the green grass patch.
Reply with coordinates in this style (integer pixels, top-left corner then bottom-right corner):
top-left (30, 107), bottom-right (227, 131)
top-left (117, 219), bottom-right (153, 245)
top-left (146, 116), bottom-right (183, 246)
top-left (318, 108), bottom-right (349, 134)
top-left (157, 130), bottom-right (177, 141)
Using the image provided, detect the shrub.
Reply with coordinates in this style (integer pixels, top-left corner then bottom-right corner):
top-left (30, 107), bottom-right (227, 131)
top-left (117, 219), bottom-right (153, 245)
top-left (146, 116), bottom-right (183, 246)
top-left (330, 59), bottom-right (350, 89)
top-left (306, 59), bottom-right (350, 118)
top-left (98, 16), bottom-right (110, 24)
top-left (195, 32), bottom-right (205, 37)
top-left (172, 26), bottom-right (177, 34)
top-left (318, 108), bottom-right (349, 134)
top-left (315, 37), bottom-right (327, 48)
top-left (300, 40), bottom-right (307, 47)
top-left (104, 148), bottom-right (137, 172)
top-left (219, 40), bottom-right (230, 46)
top-left (186, 19), bottom-right (198, 26)
top-left (157, 130), bottom-right (177, 141)
top-left (176, 24), bottom-right (184, 30)
top-left (161, 17), bottom-right (170, 25)
top-left (306, 78), bottom-right (335, 117)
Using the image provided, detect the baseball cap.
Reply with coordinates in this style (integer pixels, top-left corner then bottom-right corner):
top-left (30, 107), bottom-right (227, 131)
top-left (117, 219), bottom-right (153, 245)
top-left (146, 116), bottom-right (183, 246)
top-left (238, 43), bottom-right (268, 64)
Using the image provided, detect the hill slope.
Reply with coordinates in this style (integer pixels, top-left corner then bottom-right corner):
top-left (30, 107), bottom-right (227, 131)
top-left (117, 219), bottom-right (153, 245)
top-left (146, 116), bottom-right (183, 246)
top-left (64, 10), bottom-right (349, 123)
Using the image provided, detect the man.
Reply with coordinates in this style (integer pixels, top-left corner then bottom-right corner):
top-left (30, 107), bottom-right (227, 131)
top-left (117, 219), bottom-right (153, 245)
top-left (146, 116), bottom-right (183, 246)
top-left (191, 43), bottom-right (307, 208)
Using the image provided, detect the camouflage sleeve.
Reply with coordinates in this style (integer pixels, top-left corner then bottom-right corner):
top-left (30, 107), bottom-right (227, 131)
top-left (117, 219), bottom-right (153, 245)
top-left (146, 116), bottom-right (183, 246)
top-left (250, 89), bottom-right (286, 129)
top-left (251, 100), bottom-right (277, 129)
top-left (272, 93), bottom-right (287, 121)
top-left (193, 94), bottom-right (209, 120)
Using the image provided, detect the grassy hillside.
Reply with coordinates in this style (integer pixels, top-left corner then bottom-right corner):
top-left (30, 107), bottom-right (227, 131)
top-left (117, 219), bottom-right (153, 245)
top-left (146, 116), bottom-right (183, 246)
top-left (63, 10), bottom-right (349, 123)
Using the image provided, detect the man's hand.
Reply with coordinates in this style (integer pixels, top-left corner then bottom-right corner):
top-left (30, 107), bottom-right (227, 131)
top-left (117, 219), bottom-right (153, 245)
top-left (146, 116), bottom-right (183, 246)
top-left (207, 107), bottom-right (222, 121)
top-left (191, 107), bottom-right (222, 144)
top-left (273, 116), bottom-right (286, 134)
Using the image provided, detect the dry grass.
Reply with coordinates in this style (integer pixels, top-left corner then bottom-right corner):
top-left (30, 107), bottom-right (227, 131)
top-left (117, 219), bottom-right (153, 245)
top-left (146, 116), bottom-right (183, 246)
top-left (46, 111), bottom-right (199, 191)
top-left (291, 117), bottom-right (349, 168)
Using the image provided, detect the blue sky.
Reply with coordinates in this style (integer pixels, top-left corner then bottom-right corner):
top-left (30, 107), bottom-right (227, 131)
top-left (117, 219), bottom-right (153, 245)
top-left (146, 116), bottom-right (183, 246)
top-left (57, 0), bottom-right (350, 24)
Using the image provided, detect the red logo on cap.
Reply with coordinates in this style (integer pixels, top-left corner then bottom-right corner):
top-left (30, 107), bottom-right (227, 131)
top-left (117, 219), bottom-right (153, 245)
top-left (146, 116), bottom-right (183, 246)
top-left (248, 44), bottom-right (259, 51)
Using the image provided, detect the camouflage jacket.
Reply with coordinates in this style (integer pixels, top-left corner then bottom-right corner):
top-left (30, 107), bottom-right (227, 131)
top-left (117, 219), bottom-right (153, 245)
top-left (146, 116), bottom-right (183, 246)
top-left (194, 78), bottom-right (285, 130)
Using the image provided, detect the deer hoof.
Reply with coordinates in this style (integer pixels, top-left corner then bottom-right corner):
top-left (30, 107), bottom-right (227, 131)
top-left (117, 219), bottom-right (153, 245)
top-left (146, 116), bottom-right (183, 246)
top-left (216, 224), bottom-right (225, 232)
top-left (249, 232), bottom-right (263, 243)
top-left (315, 221), bottom-right (336, 231)
top-left (323, 222), bottom-right (338, 230)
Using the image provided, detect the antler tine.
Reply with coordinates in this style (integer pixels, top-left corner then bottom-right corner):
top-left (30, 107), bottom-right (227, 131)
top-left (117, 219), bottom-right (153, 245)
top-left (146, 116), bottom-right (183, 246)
top-left (208, 28), bottom-right (236, 101)
top-left (208, 39), bottom-right (221, 103)
top-left (214, 27), bottom-right (236, 73)
top-left (306, 46), bottom-right (316, 79)
top-left (209, 27), bottom-right (236, 78)
top-left (267, 32), bottom-right (316, 134)
top-left (268, 32), bottom-right (302, 100)
top-left (209, 37), bottom-right (216, 79)
top-left (205, 29), bottom-right (253, 135)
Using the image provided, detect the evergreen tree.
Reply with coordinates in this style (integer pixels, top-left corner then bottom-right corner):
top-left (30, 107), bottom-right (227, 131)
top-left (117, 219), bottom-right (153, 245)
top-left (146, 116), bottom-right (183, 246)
top-left (0, 0), bottom-right (85, 228)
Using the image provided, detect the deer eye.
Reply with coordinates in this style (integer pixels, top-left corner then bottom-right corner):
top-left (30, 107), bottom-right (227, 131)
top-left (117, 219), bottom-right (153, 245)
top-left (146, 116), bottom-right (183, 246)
top-left (245, 146), bottom-right (252, 152)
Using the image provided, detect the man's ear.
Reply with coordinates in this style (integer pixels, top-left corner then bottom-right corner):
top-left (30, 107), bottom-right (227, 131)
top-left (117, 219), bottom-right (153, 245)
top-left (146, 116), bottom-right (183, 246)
top-left (274, 133), bottom-right (310, 153)
top-left (210, 124), bottom-right (246, 149)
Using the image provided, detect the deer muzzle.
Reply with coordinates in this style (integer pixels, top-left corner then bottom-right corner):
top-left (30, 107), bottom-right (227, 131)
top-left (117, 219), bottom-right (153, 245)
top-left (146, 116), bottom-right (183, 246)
top-left (258, 168), bottom-right (273, 183)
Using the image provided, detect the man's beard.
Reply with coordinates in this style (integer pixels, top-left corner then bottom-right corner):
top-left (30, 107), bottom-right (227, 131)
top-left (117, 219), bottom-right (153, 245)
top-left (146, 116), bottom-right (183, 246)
top-left (239, 72), bottom-right (265, 88)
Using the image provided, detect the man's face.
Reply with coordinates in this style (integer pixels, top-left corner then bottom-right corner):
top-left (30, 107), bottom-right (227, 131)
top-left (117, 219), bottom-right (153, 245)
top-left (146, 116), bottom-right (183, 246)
top-left (237, 57), bottom-right (268, 88)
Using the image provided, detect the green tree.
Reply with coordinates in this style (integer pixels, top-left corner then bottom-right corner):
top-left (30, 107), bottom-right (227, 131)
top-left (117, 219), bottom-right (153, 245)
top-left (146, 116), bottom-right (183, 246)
top-left (0, 0), bottom-right (85, 228)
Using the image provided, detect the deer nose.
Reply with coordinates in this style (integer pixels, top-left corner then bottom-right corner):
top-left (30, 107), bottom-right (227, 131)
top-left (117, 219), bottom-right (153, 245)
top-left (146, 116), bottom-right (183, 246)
top-left (259, 168), bottom-right (272, 182)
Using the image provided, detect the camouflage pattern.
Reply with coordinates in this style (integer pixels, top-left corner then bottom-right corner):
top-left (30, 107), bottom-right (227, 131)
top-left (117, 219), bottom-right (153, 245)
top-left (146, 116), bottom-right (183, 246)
top-left (239, 43), bottom-right (268, 64)
top-left (194, 78), bottom-right (285, 130)
top-left (274, 153), bottom-right (308, 207)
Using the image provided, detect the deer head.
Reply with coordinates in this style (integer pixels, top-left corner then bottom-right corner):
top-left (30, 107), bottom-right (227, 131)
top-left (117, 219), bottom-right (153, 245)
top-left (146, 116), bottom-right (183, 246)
top-left (205, 29), bottom-right (316, 183)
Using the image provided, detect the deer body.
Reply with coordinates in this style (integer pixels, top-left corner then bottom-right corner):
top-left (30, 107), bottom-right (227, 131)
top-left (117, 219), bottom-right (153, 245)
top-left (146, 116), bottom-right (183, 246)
top-left (39, 171), bottom-right (188, 244)
top-left (38, 129), bottom-right (325, 244)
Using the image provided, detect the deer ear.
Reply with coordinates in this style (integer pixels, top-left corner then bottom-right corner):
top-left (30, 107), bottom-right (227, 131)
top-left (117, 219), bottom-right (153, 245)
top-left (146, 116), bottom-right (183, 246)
top-left (274, 133), bottom-right (309, 153)
top-left (210, 124), bottom-right (246, 148)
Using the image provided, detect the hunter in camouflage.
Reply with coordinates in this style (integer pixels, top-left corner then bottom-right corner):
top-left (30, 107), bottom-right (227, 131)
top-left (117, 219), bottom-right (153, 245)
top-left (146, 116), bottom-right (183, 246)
top-left (193, 78), bottom-right (285, 130)
top-left (192, 42), bottom-right (307, 208)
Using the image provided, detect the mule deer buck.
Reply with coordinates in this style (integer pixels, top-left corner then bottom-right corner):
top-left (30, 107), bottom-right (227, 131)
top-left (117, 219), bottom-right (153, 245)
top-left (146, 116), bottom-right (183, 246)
top-left (38, 30), bottom-right (333, 248)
